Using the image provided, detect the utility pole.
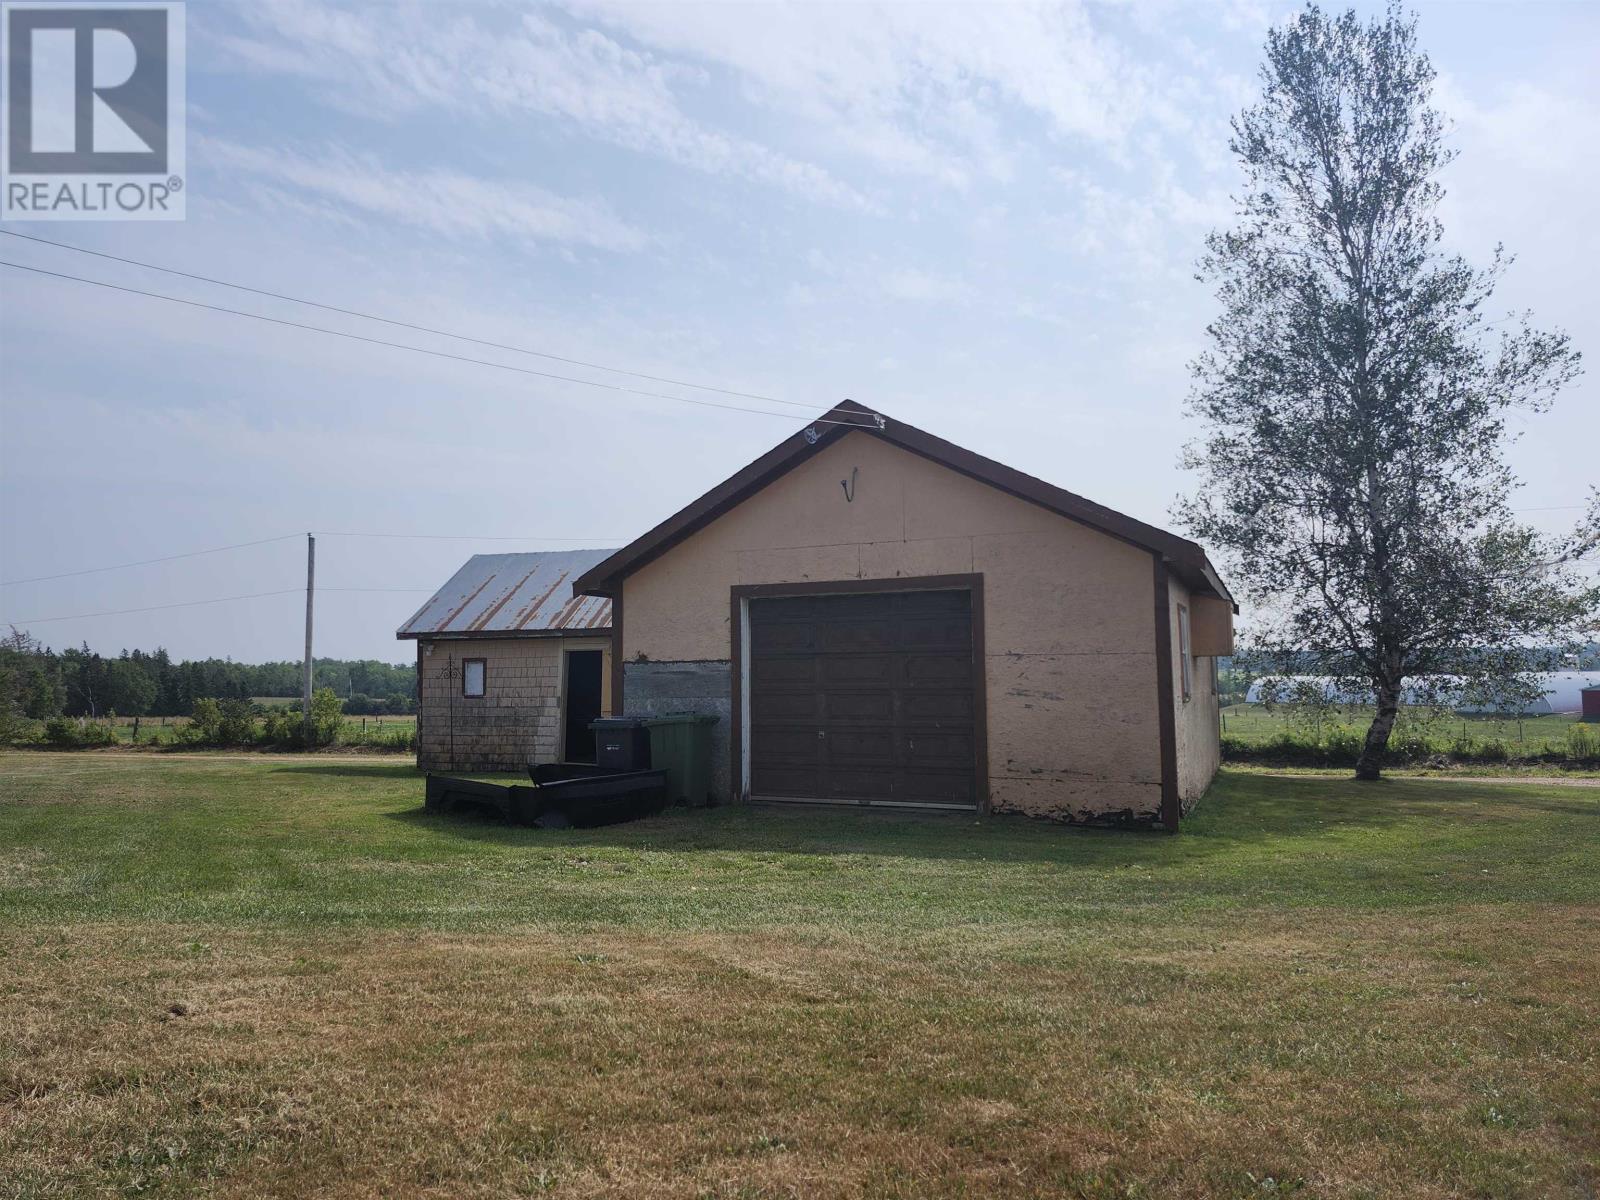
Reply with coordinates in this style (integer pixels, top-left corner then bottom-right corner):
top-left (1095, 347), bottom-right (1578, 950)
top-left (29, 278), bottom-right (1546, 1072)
top-left (302, 533), bottom-right (315, 744)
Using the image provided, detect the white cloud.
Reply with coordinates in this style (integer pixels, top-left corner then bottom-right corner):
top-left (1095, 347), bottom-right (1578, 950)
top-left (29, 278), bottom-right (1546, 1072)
top-left (572, 0), bottom-right (1162, 183)
top-left (1436, 74), bottom-right (1600, 177)
top-left (214, 2), bottom-right (875, 211)
top-left (1047, 165), bottom-right (1229, 281)
top-left (203, 137), bottom-right (650, 253)
top-left (211, 1), bottom-right (1249, 207)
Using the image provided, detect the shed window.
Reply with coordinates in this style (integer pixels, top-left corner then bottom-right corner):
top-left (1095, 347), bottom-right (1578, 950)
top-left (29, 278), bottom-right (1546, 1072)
top-left (1177, 605), bottom-right (1193, 702)
top-left (462, 658), bottom-right (486, 698)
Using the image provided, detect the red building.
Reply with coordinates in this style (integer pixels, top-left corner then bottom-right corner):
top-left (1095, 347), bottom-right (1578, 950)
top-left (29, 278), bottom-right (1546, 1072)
top-left (1584, 686), bottom-right (1600, 722)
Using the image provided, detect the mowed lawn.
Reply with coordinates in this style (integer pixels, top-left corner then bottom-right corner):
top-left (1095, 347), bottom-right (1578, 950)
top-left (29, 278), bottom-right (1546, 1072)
top-left (1, 756), bottom-right (1596, 1199)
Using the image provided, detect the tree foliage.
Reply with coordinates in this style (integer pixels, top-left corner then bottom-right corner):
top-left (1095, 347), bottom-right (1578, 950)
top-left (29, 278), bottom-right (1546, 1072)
top-left (1181, 3), bottom-right (1597, 778)
top-left (0, 629), bottom-right (417, 722)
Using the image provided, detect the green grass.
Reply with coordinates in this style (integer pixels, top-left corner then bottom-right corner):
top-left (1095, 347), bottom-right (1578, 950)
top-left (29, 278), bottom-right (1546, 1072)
top-left (1221, 703), bottom-right (1581, 752)
top-left (2, 754), bottom-right (1597, 1198)
top-left (98, 713), bottom-right (416, 745)
top-left (1, 755), bottom-right (1595, 928)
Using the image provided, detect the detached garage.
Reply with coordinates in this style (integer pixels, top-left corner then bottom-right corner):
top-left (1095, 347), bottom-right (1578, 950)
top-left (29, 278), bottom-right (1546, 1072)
top-left (573, 401), bottom-right (1235, 829)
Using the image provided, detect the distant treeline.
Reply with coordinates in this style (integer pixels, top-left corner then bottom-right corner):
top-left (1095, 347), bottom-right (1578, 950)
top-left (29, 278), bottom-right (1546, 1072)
top-left (0, 629), bottom-right (417, 719)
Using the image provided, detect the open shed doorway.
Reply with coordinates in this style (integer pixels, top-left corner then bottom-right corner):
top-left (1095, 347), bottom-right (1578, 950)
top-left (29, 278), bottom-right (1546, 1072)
top-left (563, 650), bottom-right (604, 762)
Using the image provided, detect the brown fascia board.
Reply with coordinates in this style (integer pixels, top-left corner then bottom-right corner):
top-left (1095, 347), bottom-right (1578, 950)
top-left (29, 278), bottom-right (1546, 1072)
top-left (397, 627), bottom-right (610, 642)
top-left (572, 399), bottom-right (1234, 606)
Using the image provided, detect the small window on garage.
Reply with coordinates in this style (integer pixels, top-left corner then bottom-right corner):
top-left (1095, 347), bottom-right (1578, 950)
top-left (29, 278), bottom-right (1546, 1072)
top-left (1178, 605), bottom-right (1192, 702)
top-left (462, 658), bottom-right (486, 698)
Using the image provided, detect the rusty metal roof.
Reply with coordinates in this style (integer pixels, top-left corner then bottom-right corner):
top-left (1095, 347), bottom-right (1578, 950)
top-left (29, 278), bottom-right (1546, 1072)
top-left (396, 550), bottom-right (614, 639)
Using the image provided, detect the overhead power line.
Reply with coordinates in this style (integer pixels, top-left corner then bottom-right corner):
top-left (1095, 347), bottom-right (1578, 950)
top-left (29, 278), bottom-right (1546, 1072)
top-left (314, 530), bottom-right (621, 542)
top-left (4, 588), bottom-right (302, 624)
top-left (0, 260), bottom-right (877, 428)
top-left (0, 533), bottom-right (302, 587)
top-left (0, 229), bottom-right (819, 411)
top-left (1, 530), bottom-right (621, 593)
top-left (3, 585), bottom-right (437, 625)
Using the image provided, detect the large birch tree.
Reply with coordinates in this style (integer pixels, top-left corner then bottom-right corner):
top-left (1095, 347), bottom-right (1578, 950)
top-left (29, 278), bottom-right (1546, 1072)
top-left (1181, 3), bottom-right (1597, 780)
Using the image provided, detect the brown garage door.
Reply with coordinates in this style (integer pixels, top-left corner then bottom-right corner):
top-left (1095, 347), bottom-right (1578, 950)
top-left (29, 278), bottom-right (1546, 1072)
top-left (748, 588), bottom-right (979, 807)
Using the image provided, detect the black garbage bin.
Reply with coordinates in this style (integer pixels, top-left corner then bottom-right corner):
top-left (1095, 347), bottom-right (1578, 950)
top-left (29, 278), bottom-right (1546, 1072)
top-left (589, 717), bottom-right (651, 771)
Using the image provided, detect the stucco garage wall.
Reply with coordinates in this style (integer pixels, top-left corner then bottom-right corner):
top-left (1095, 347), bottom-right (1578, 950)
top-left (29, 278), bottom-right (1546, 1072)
top-left (1168, 576), bottom-right (1222, 807)
top-left (620, 431), bottom-right (1166, 821)
top-left (417, 636), bottom-right (611, 772)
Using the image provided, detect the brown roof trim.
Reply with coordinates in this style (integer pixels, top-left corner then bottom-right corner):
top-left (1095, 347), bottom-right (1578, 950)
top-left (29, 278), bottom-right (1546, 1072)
top-left (573, 400), bottom-right (1233, 605)
top-left (398, 628), bottom-right (610, 642)
top-left (1153, 557), bottom-right (1181, 833)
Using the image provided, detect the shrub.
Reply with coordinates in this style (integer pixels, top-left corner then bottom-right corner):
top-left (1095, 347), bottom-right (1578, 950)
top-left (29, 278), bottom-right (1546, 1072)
top-left (1323, 725), bottom-right (1365, 763)
top-left (216, 698), bottom-right (257, 746)
top-left (182, 697), bottom-right (224, 745)
top-left (260, 707), bottom-right (300, 747)
top-left (259, 688), bottom-right (343, 749)
top-left (42, 716), bottom-right (118, 749)
top-left (1476, 738), bottom-right (1510, 763)
top-left (1219, 733), bottom-right (1252, 760)
top-left (308, 688), bottom-right (343, 746)
top-left (1261, 731), bottom-right (1324, 765)
top-left (1386, 728), bottom-right (1434, 764)
top-left (0, 690), bottom-right (33, 747)
top-left (1567, 723), bottom-right (1599, 763)
top-left (337, 722), bottom-right (416, 752)
top-left (176, 697), bottom-right (258, 747)
top-left (0, 717), bottom-right (42, 747)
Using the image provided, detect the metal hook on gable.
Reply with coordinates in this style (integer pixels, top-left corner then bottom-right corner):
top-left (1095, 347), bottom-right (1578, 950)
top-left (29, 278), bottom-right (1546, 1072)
top-left (841, 466), bottom-right (858, 503)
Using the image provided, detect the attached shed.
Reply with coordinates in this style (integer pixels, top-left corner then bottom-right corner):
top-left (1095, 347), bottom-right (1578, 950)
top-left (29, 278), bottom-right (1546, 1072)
top-left (573, 401), bottom-right (1235, 829)
top-left (397, 550), bottom-right (616, 772)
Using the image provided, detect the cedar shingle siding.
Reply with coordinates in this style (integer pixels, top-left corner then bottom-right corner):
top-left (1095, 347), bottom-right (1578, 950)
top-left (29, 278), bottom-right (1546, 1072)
top-left (416, 637), bottom-right (610, 772)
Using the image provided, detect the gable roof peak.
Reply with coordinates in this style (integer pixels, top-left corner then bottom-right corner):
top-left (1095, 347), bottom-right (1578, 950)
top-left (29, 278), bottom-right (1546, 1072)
top-left (573, 402), bottom-right (1232, 607)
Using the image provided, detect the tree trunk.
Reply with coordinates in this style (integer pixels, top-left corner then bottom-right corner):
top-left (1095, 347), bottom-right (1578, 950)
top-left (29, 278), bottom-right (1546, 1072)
top-left (1355, 681), bottom-right (1401, 781)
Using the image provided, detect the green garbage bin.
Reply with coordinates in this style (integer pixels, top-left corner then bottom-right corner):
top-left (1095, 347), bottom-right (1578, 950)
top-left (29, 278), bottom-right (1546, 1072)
top-left (641, 713), bottom-right (720, 807)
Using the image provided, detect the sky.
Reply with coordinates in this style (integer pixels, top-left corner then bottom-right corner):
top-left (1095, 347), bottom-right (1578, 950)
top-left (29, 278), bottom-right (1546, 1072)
top-left (1, 0), bottom-right (1596, 666)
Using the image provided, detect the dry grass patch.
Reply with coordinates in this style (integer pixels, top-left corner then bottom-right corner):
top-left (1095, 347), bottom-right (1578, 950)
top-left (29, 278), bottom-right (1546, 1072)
top-left (2, 756), bottom-right (1598, 1197)
top-left (3, 910), bottom-right (1597, 1199)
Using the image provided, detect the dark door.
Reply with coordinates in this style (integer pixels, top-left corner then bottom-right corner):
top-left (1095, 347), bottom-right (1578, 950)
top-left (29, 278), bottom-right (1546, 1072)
top-left (563, 650), bottom-right (604, 762)
top-left (748, 589), bottom-right (978, 807)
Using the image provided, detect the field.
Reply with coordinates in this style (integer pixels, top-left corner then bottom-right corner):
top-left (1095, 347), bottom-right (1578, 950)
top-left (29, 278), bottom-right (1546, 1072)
top-left (1219, 704), bottom-right (1599, 771)
top-left (2, 755), bottom-right (1597, 1198)
top-left (96, 713), bottom-right (416, 747)
top-left (1221, 703), bottom-right (1582, 749)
